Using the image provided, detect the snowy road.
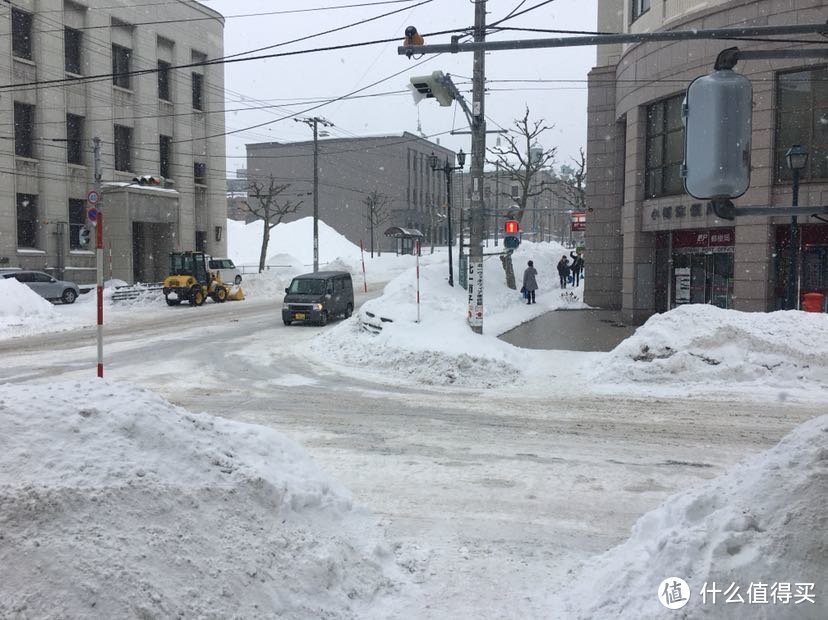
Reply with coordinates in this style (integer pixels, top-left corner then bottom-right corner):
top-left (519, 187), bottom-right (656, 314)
top-left (3, 302), bottom-right (822, 617)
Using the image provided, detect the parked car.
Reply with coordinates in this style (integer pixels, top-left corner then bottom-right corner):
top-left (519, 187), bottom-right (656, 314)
top-left (282, 271), bottom-right (354, 326)
top-left (2, 270), bottom-right (80, 304)
top-left (208, 257), bottom-right (242, 285)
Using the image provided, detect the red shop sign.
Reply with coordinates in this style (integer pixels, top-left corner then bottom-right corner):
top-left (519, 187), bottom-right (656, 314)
top-left (672, 228), bottom-right (734, 249)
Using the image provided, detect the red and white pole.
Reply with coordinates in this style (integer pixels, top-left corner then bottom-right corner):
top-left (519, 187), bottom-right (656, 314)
top-left (96, 212), bottom-right (104, 378)
top-left (360, 239), bottom-right (367, 293)
top-left (415, 240), bottom-right (421, 323)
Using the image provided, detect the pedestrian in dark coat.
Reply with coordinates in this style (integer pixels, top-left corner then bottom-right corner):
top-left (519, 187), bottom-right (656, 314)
top-left (569, 251), bottom-right (584, 286)
top-left (557, 255), bottom-right (570, 289)
top-left (522, 260), bottom-right (538, 304)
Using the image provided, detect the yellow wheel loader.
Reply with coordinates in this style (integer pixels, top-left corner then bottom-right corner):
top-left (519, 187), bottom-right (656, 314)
top-left (162, 251), bottom-right (242, 306)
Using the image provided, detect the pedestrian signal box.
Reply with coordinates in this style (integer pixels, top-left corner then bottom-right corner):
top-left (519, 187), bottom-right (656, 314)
top-left (503, 219), bottom-right (520, 250)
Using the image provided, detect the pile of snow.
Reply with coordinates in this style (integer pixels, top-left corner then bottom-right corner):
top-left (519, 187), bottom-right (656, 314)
top-left (558, 414), bottom-right (828, 619)
top-left (594, 305), bottom-right (828, 390)
top-left (0, 278), bottom-right (58, 324)
top-left (0, 381), bottom-right (405, 619)
top-left (308, 241), bottom-right (581, 388)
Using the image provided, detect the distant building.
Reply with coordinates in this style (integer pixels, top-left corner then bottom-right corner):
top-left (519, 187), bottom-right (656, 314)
top-left (0, 1), bottom-right (227, 284)
top-left (246, 133), bottom-right (455, 255)
top-left (585, 0), bottom-right (828, 323)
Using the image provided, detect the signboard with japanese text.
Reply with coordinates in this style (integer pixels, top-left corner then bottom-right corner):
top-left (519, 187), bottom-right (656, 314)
top-left (675, 268), bottom-right (691, 304)
top-left (467, 260), bottom-right (484, 328)
top-left (570, 211), bottom-right (586, 232)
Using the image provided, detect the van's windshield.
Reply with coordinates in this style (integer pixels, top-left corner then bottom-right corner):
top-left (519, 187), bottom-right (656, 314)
top-left (287, 278), bottom-right (326, 295)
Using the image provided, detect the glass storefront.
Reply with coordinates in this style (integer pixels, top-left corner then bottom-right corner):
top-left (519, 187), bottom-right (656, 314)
top-left (656, 228), bottom-right (735, 311)
top-left (774, 223), bottom-right (828, 310)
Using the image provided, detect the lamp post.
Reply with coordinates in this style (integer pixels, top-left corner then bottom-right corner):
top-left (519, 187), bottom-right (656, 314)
top-left (429, 149), bottom-right (466, 286)
top-left (784, 145), bottom-right (808, 310)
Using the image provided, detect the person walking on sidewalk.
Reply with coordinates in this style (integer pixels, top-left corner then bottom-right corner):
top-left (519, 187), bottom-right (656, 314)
top-left (569, 251), bottom-right (584, 287)
top-left (557, 255), bottom-right (570, 289)
top-left (522, 260), bottom-right (538, 304)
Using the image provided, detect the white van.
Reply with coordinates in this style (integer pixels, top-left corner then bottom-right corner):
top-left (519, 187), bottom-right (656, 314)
top-left (208, 257), bottom-right (242, 285)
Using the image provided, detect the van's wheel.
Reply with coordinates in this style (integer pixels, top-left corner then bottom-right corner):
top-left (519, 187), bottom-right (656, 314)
top-left (191, 287), bottom-right (205, 306)
top-left (235, 275), bottom-right (242, 285)
top-left (318, 311), bottom-right (328, 326)
top-left (344, 303), bottom-right (353, 319)
top-left (61, 289), bottom-right (77, 304)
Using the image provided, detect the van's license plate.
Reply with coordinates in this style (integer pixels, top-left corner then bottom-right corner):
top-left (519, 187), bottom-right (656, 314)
top-left (294, 312), bottom-right (305, 320)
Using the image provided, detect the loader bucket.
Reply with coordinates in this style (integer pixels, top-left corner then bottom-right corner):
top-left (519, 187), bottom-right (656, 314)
top-left (227, 285), bottom-right (245, 301)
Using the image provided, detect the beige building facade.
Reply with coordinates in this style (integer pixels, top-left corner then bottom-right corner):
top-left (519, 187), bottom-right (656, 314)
top-left (586, 0), bottom-right (828, 323)
top-left (1, 0), bottom-right (226, 284)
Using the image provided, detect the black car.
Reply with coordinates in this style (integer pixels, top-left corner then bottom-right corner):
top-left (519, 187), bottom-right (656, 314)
top-left (282, 271), bottom-right (354, 326)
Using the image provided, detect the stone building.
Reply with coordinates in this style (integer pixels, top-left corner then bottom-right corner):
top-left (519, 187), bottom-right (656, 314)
top-left (1, 0), bottom-right (226, 284)
top-left (585, 0), bottom-right (828, 323)
top-left (246, 133), bottom-right (455, 255)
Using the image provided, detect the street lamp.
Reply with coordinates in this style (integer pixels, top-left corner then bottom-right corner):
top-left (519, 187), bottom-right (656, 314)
top-left (429, 149), bottom-right (466, 286)
top-left (784, 145), bottom-right (808, 310)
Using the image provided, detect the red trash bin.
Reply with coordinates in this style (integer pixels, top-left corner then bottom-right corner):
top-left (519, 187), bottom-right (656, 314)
top-left (801, 292), bottom-right (825, 313)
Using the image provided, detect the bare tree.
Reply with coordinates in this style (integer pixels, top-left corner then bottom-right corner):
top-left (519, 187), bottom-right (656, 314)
top-left (363, 190), bottom-right (392, 258)
top-left (242, 176), bottom-right (304, 273)
top-left (558, 148), bottom-right (586, 212)
top-left (487, 107), bottom-right (558, 289)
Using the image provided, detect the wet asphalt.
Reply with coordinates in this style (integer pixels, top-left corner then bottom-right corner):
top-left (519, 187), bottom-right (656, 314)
top-left (498, 309), bottom-right (637, 352)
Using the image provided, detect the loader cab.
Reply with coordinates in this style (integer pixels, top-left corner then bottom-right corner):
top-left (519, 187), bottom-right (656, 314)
top-left (282, 271), bottom-right (354, 326)
top-left (169, 251), bottom-right (209, 283)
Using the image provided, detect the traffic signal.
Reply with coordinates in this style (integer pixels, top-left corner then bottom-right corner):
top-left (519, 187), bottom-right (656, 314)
top-left (409, 71), bottom-right (454, 107)
top-left (503, 219), bottom-right (520, 250)
top-left (683, 69), bottom-right (752, 200)
top-left (79, 226), bottom-right (91, 248)
top-left (132, 175), bottom-right (163, 186)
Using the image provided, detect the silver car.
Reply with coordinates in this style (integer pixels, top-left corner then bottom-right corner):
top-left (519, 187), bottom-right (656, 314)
top-left (2, 270), bottom-right (81, 304)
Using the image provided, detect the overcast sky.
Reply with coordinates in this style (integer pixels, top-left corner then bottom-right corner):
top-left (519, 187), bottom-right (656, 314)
top-left (204, 0), bottom-right (598, 177)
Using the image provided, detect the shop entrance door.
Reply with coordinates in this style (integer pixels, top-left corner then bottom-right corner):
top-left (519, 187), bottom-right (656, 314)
top-left (672, 251), bottom-right (733, 308)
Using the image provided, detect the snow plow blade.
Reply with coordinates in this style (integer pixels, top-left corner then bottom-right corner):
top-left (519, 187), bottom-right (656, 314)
top-left (227, 285), bottom-right (245, 301)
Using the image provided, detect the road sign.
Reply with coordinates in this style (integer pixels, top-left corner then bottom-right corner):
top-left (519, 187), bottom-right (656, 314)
top-left (86, 207), bottom-right (98, 222)
top-left (86, 189), bottom-right (100, 205)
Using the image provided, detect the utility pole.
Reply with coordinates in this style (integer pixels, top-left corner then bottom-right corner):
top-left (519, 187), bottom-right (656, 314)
top-left (467, 0), bottom-right (487, 334)
top-left (295, 116), bottom-right (333, 272)
top-left (92, 136), bottom-right (104, 378)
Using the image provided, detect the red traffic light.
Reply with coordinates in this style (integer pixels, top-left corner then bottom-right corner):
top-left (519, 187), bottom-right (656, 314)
top-left (504, 220), bottom-right (519, 234)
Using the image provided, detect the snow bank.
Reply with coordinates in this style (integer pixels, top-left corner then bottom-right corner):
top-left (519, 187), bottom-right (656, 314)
top-left (0, 381), bottom-right (403, 619)
top-left (0, 278), bottom-right (57, 322)
top-left (595, 305), bottom-right (828, 389)
top-left (558, 414), bottom-right (828, 619)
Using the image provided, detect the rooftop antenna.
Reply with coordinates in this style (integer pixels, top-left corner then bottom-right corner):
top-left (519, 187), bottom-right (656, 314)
top-left (417, 108), bottom-right (427, 138)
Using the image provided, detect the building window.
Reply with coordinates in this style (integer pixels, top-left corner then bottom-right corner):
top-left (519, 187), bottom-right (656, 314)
top-left (69, 199), bottom-right (86, 250)
top-left (112, 44), bottom-right (132, 89)
top-left (645, 94), bottom-right (685, 198)
top-left (14, 102), bottom-right (35, 158)
top-left (192, 73), bottom-right (204, 110)
top-left (158, 60), bottom-right (171, 101)
top-left (17, 194), bottom-right (38, 248)
top-left (12, 9), bottom-right (33, 60)
top-left (631, 0), bottom-right (651, 22)
top-left (195, 230), bottom-right (206, 252)
top-left (160, 135), bottom-right (172, 178)
top-left (194, 161), bottom-right (207, 185)
top-left (67, 114), bottom-right (84, 165)
top-left (65, 27), bottom-right (82, 74)
top-left (114, 124), bottom-right (132, 171)
top-left (776, 66), bottom-right (828, 183)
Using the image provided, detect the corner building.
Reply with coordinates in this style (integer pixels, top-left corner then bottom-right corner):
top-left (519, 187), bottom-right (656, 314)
top-left (585, 0), bottom-right (828, 323)
top-left (0, 0), bottom-right (226, 284)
